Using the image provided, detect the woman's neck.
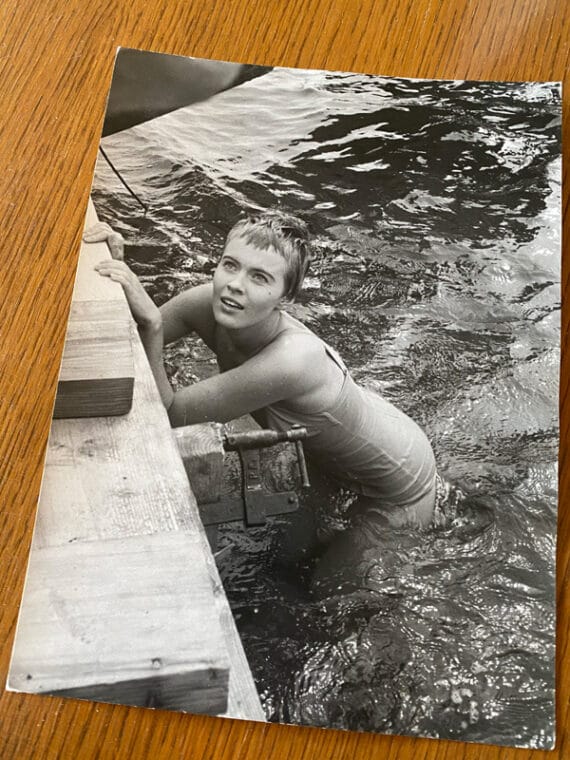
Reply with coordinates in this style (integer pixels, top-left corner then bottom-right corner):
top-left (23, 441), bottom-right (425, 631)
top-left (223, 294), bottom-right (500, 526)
top-left (225, 309), bottom-right (283, 358)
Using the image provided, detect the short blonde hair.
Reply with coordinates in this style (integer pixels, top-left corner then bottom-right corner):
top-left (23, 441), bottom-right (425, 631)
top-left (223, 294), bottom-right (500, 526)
top-left (226, 211), bottom-right (311, 301)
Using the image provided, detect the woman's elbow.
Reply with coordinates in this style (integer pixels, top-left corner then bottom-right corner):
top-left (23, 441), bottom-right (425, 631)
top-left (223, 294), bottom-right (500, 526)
top-left (167, 396), bottom-right (209, 427)
top-left (166, 389), bottom-right (225, 427)
top-left (167, 398), bottom-right (185, 427)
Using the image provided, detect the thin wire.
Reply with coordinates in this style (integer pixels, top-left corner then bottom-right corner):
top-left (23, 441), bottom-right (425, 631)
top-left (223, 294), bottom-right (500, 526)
top-left (98, 145), bottom-right (149, 214)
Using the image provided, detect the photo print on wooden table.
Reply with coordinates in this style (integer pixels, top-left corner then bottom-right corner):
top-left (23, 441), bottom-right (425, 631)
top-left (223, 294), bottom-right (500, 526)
top-left (8, 47), bottom-right (561, 749)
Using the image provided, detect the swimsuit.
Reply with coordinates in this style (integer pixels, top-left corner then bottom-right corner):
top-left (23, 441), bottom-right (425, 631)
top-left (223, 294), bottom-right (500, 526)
top-left (217, 319), bottom-right (436, 509)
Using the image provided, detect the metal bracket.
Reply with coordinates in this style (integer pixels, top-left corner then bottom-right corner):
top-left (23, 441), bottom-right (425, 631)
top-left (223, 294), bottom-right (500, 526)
top-left (197, 426), bottom-right (310, 528)
top-left (200, 491), bottom-right (299, 527)
top-left (240, 446), bottom-right (269, 525)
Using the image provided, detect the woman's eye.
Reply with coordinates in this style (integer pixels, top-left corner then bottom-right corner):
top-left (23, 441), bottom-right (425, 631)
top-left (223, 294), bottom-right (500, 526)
top-left (222, 259), bottom-right (237, 271)
top-left (252, 272), bottom-right (268, 284)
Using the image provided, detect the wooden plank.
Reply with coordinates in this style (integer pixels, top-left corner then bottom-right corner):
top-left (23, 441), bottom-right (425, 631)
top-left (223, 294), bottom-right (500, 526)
top-left (55, 305), bottom-right (133, 384)
top-left (73, 202), bottom-right (129, 303)
top-left (8, 532), bottom-right (230, 714)
top-left (17, 216), bottom-right (265, 720)
top-left (34, 336), bottom-right (199, 550)
top-left (196, 529), bottom-right (266, 721)
top-left (54, 200), bottom-right (135, 417)
top-left (173, 423), bottom-right (225, 506)
top-left (172, 422), bottom-right (307, 719)
top-left (173, 423), bottom-right (224, 547)
top-left (53, 313), bottom-right (134, 417)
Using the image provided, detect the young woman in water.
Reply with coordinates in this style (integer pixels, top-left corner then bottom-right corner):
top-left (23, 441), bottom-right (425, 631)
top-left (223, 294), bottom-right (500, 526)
top-left (86, 212), bottom-right (437, 537)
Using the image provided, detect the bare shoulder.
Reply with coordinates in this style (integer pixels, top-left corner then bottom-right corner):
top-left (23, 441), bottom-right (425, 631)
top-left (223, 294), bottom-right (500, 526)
top-left (274, 328), bottom-right (325, 363)
top-left (264, 329), bottom-right (328, 391)
top-left (160, 282), bottom-right (215, 344)
top-left (172, 282), bottom-right (214, 311)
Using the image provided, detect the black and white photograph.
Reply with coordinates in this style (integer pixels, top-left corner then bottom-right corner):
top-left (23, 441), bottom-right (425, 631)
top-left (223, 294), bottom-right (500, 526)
top-left (8, 48), bottom-right (561, 749)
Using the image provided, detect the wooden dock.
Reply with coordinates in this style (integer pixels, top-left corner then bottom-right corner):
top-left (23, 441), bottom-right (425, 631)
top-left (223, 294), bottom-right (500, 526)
top-left (8, 201), bottom-right (265, 722)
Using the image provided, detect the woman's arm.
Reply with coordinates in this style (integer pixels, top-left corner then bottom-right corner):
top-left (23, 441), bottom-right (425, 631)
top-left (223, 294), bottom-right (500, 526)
top-left (95, 257), bottom-right (321, 426)
top-left (86, 224), bottom-right (322, 426)
top-left (167, 337), bottom-right (321, 427)
top-left (85, 223), bottom-right (176, 407)
top-left (93, 258), bottom-right (176, 410)
top-left (84, 223), bottom-right (215, 345)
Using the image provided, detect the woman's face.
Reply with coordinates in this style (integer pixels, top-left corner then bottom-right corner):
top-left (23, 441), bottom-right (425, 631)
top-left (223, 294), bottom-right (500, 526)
top-left (212, 234), bottom-right (288, 329)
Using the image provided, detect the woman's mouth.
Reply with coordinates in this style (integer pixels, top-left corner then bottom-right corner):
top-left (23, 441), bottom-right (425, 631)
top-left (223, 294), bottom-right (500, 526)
top-left (220, 296), bottom-right (244, 310)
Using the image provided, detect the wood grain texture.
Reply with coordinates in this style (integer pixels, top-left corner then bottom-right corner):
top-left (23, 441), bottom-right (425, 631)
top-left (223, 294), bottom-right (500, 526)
top-left (0, 0), bottom-right (568, 758)
top-left (53, 200), bottom-right (134, 417)
top-left (174, 423), bottom-right (225, 506)
top-left (18, 275), bottom-right (264, 720)
top-left (8, 532), bottom-right (230, 714)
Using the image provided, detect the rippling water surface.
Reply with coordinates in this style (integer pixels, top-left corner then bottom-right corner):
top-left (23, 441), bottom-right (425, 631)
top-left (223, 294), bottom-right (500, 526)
top-left (93, 67), bottom-right (560, 748)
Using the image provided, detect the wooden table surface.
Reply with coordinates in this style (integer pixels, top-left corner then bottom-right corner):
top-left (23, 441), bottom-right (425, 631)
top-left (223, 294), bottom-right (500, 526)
top-left (0, 0), bottom-right (568, 757)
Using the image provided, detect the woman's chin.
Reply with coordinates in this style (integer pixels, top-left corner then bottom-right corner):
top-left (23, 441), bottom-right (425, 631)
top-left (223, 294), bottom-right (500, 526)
top-left (213, 302), bottom-right (248, 328)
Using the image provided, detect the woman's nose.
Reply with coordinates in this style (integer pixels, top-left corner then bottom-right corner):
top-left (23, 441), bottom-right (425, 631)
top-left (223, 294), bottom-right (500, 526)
top-left (227, 274), bottom-right (245, 292)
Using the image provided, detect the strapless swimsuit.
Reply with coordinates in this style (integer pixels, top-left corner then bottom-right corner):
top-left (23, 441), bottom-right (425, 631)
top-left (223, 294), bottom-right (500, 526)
top-left (236, 324), bottom-right (437, 509)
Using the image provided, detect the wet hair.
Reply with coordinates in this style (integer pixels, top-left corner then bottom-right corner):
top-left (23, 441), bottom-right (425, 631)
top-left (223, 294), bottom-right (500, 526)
top-left (226, 211), bottom-right (311, 301)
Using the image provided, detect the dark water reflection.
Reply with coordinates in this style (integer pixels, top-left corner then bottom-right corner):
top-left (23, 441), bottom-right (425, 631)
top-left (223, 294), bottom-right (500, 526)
top-left (93, 68), bottom-right (560, 748)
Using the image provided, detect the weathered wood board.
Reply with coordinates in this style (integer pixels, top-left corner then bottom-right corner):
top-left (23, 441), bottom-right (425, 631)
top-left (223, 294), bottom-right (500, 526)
top-left (33, 337), bottom-right (195, 550)
top-left (174, 423), bottom-right (225, 506)
top-left (9, 202), bottom-right (265, 719)
top-left (8, 532), bottom-right (229, 714)
top-left (53, 201), bottom-right (134, 418)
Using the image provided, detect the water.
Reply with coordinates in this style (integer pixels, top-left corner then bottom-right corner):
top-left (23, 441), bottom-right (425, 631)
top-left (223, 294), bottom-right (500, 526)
top-left (92, 66), bottom-right (560, 748)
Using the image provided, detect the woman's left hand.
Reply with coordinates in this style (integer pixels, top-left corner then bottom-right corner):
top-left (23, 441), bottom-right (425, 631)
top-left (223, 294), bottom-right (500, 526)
top-left (94, 259), bottom-right (161, 329)
top-left (83, 222), bottom-right (125, 260)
